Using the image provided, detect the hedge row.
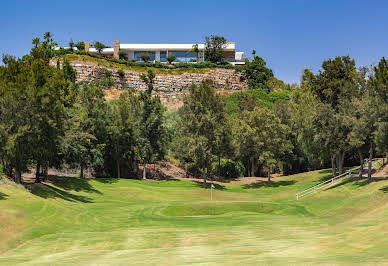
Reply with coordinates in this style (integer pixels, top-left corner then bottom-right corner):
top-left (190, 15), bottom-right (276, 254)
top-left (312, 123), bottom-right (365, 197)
top-left (53, 49), bottom-right (235, 69)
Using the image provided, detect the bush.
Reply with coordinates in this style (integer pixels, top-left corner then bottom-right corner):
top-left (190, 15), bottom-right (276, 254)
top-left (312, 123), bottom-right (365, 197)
top-left (166, 54), bottom-right (176, 64)
top-left (117, 69), bottom-right (125, 78)
top-left (52, 50), bottom-right (235, 70)
top-left (211, 159), bottom-right (245, 179)
top-left (140, 53), bottom-right (151, 62)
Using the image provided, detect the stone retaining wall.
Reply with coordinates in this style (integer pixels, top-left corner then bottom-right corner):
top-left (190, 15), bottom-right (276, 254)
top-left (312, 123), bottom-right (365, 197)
top-left (51, 60), bottom-right (247, 108)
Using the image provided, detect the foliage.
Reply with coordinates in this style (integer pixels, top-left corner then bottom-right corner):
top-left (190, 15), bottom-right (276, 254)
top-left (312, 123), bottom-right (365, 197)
top-left (94, 41), bottom-right (107, 54)
top-left (117, 69), bottom-right (125, 78)
top-left (178, 80), bottom-right (229, 183)
top-left (138, 70), bottom-right (169, 178)
top-left (75, 41), bottom-right (85, 51)
top-left (119, 50), bottom-right (127, 60)
top-left (140, 53), bottom-right (151, 62)
top-left (53, 50), bottom-right (235, 69)
top-left (100, 70), bottom-right (115, 88)
top-left (210, 159), bottom-right (245, 179)
top-left (204, 35), bottom-right (226, 63)
top-left (236, 54), bottom-right (274, 93)
top-left (166, 53), bottom-right (176, 64)
top-left (232, 106), bottom-right (293, 180)
top-left (224, 89), bottom-right (291, 114)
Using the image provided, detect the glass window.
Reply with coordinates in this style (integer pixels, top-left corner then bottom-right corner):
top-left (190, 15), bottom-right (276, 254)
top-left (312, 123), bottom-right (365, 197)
top-left (160, 51), bottom-right (167, 62)
top-left (170, 51), bottom-right (197, 62)
top-left (134, 51), bottom-right (155, 62)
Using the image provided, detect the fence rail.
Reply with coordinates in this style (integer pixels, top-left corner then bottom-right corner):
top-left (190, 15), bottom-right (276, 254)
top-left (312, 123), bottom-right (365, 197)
top-left (296, 158), bottom-right (384, 200)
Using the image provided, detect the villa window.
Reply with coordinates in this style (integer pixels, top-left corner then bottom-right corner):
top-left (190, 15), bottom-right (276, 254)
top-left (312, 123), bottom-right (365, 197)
top-left (169, 51), bottom-right (197, 62)
top-left (134, 51), bottom-right (155, 62)
top-left (160, 51), bottom-right (167, 62)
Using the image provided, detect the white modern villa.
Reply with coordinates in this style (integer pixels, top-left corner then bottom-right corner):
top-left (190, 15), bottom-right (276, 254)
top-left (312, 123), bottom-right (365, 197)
top-left (80, 40), bottom-right (245, 65)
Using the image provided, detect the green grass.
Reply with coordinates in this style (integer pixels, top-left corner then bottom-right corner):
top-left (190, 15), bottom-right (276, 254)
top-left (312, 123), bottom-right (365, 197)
top-left (0, 169), bottom-right (387, 265)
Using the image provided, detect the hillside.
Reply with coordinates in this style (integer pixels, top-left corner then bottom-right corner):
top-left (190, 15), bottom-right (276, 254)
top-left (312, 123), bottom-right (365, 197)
top-left (0, 169), bottom-right (387, 265)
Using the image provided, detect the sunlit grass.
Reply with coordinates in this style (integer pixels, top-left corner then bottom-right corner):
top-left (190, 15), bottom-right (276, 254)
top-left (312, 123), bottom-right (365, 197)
top-left (0, 169), bottom-right (387, 265)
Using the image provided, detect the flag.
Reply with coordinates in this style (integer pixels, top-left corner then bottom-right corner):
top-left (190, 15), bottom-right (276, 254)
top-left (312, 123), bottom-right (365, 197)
top-left (211, 184), bottom-right (215, 189)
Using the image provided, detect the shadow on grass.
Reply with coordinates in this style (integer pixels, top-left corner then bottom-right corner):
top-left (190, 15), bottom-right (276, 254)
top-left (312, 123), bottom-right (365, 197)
top-left (0, 191), bottom-right (8, 200)
top-left (46, 175), bottom-right (102, 194)
top-left (193, 181), bottom-right (226, 190)
top-left (94, 178), bottom-right (120, 184)
top-left (380, 186), bottom-right (388, 193)
top-left (325, 176), bottom-right (388, 191)
top-left (30, 183), bottom-right (93, 203)
top-left (243, 180), bottom-right (296, 189)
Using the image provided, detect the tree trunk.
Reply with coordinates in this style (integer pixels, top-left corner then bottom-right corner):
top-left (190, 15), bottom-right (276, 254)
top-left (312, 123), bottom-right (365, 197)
top-left (42, 164), bottom-right (48, 182)
top-left (203, 172), bottom-right (207, 185)
top-left (339, 151), bottom-right (345, 174)
top-left (15, 169), bottom-right (21, 184)
top-left (143, 162), bottom-right (146, 180)
top-left (336, 154), bottom-right (340, 175)
top-left (116, 160), bottom-right (120, 179)
top-left (368, 143), bottom-right (373, 182)
top-left (267, 168), bottom-right (271, 183)
top-left (358, 151), bottom-right (364, 179)
top-left (331, 155), bottom-right (337, 177)
top-left (218, 156), bottom-right (221, 177)
top-left (251, 158), bottom-right (255, 177)
top-left (80, 165), bottom-right (84, 178)
top-left (35, 163), bottom-right (41, 183)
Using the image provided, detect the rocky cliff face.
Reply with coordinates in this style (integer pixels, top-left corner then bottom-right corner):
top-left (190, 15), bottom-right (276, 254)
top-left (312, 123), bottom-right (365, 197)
top-left (52, 60), bottom-right (247, 108)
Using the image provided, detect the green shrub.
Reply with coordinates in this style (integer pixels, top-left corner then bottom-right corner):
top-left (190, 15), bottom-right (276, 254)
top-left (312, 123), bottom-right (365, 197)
top-left (117, 69), bottom-right (125, 78)
top-left (211, 159), bottom-right (245, 179)
top-left (166, 54), bottom-right (176, 64)
top-left (140, 53), bottom-right (151, 62)
top-left (105, 70), bottom-right (112, 78)
top-left (52, 50), bottom-right (235, 70)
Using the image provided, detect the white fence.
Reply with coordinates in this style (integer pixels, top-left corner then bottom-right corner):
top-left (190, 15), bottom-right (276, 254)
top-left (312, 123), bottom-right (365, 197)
top-left (296, 158), bottom-right (384, 200)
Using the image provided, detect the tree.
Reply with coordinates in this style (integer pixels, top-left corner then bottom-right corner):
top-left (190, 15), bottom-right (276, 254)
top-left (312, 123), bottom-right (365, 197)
top-left (140, 53), bottom-right (151, 63)
top-left (75, 41), bottom-right (85, 51)
top-left (119, 50), bottom-right (127, 60)
top-left (190, 44), bottom-right (200, 63)
top-left (204, 35), bottom-right (226, 63)
top-left (32, 37), bottom-right (40, 49)
top-left (138, 70), bottom-right (169, 179)
top-left (232, 106), bottom-right (292, 181)
top-left (166, 53), bottom-right (176, 64)
top-left (62, 84), bottom-right (106, 178)
top-left (309, 56), bottom-right (362, 176)
top-left (94, 41), bottom-right (106, 54)
top-left (106, 90), bottom-right (140, 178)
top-left (69, 38), bottom-right (74, 50)
top-left (237, 54), bottom-right (274, 93)
top-left (179, 80), bottom-right (228, 184)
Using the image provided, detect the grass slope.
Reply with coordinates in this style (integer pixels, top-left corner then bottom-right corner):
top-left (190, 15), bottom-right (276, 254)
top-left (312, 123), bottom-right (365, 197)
top-left (0, 170), bottom-right (387, 265)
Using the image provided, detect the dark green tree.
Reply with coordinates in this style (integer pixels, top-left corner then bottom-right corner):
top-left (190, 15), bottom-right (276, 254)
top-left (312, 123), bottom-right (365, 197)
top-left (204, 35), bottom-right (226, 63)
top-left (237, 54), bottom-right (274, 93)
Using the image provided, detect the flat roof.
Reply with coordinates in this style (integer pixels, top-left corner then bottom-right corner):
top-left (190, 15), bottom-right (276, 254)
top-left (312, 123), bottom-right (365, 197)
top-left (119, 43), bottom-right (235, 51)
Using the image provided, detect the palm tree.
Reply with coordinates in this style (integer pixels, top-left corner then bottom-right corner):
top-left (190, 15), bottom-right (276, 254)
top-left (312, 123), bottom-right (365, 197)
top-left (43, 32), bottom-right (52, 43)
top-left (32, 37), bottom-right (40, 48)
top-left (69, 38), bottom-right (74, 50)
top-left (190, 44), bottom-right (200, 63)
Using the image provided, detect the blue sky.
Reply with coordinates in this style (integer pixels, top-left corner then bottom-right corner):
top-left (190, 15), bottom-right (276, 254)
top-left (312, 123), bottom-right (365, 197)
top-left (1, 0), bottom-right (387, 84)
